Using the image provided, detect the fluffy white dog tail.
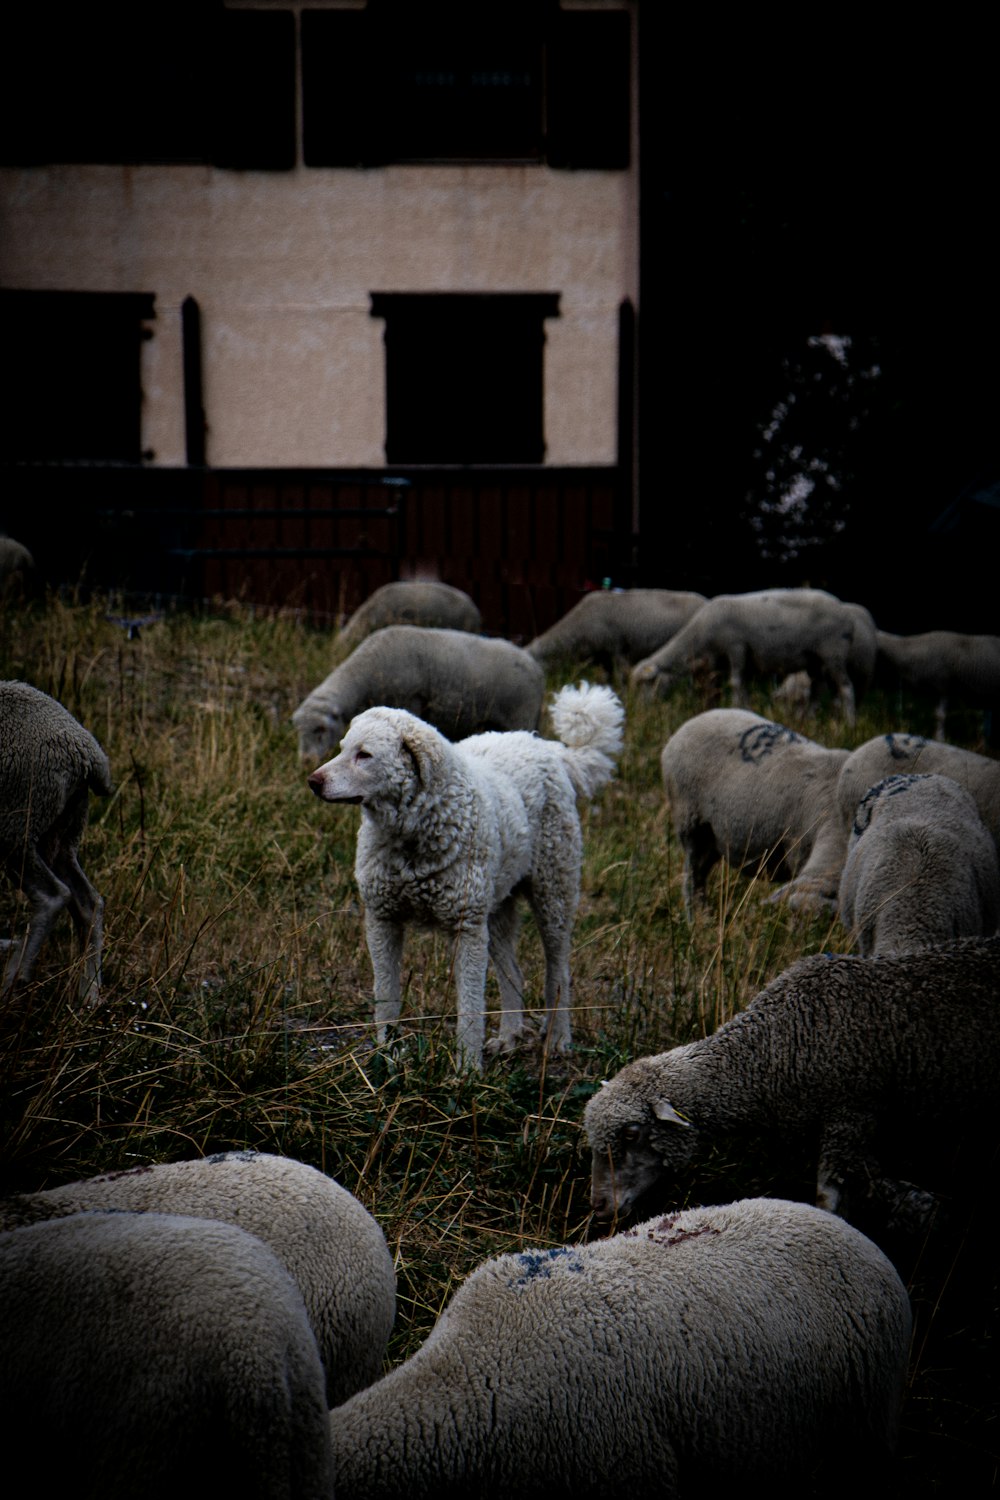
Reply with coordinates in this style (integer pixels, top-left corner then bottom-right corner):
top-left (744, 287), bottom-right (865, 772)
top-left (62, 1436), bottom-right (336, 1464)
top-left (549, 682), bottom-right (625, 799)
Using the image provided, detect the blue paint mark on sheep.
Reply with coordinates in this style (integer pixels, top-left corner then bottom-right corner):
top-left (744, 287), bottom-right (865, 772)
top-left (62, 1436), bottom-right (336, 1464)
top-left (739, 721), bottom-right (801, 765)
top-left (509, 1247), bottom-right (585, 1288)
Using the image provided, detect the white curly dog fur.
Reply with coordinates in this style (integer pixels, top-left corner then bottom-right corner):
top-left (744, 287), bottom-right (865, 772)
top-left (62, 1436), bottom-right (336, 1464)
top-left (308, 683), bottom-right (624, 1070)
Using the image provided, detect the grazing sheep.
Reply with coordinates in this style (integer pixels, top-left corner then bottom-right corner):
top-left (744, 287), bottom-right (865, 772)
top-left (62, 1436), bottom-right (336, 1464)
top-left (0, 680), bottom-right (112, 1002)
top-left (308, 683), bottom-right (624, 1071)
top-left (0, 534), bottom-right (34, 599)
top-left (585, 935), bottom-right (1000, 1230)
top-left (876, 628), bottom-right (1000, 740)
top-left (837, 773), bottom-right (1000, 956)
top-left (292, 625), bottom-right (545, 764)
top-left (0, 1149), bottom-right (396, 1407)
top-left (631, 587), bottom-right (876, 725)
top-left (330, 1196), bottom-right (911, 1498)
top-left (0, 1211), bottom-right (335, 1500)
top-left (526, 588), bottom-right (707, 671)
top-left (659, 708), bottom-right (850, 916)
top-left (836, 732), bottom-right (1000, 855)
top-left (337, 580), bottom-right (481, 651)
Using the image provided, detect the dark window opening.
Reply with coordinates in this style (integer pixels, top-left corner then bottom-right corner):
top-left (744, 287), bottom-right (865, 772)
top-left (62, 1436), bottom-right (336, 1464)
top-left (0, 289), bottom-right (155, 464)
top-left (370, 292), bottom-right (560, 464)
top-left (303, 2), bottom-right (629, 170)
top-left (0, 4), bottom-right (295, 170)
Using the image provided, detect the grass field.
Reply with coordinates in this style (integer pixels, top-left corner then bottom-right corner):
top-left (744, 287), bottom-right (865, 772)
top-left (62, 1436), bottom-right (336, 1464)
top-left (1, 592), bottom-right (997, 1492)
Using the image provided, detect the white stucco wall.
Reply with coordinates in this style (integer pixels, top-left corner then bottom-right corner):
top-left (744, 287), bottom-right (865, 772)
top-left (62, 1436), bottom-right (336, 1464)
top-left (0, 161), bottom-right (637, 467)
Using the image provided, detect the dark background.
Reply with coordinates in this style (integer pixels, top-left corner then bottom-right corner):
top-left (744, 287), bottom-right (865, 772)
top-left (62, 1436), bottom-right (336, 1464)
top-left (637, 11), bottom-right (998, 632)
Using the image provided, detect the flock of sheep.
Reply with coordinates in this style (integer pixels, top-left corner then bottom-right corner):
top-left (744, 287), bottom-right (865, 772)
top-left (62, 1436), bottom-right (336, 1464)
top-left (2, 575), bottom-right (999, 1496)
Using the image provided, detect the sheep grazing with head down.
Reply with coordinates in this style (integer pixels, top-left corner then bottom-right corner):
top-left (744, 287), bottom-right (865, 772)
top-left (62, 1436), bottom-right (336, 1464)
top-left (0, 1211), bottom-right (336, 1500)
top-left (292, 625), bottom-right (545, 764)
top-left (0, 680), bottom-right (112, 1002)
top-left (630, 588), bottom-right (876, 725)
top-left (526, 588), bottom-right (707, 672)
top-left (336, 579), bottom-right (481, 652)
top-left (835, 732), bottom-right (1000, 857)
top-left (659, 707), bottom-right (850, 917)
top-left (0, 1149), bottom-right (396, 1408)
top-left (329, 1195), bottom-right (911, 1499)
top-left (875, 628), bottom-right (1000, 741)
top-left (585, 935), bottom-right (1000, 1231)
top-left (838, 773), bottom-right (1000, 956)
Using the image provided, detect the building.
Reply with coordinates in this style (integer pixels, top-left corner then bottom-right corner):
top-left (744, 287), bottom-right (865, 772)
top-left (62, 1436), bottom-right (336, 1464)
top-left (1, 0), bottom-right (639, 635)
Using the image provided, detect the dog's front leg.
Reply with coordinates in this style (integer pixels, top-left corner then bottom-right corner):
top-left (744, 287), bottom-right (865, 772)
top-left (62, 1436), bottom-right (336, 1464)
top-left (453, 922), bottom-right (490, 1072)
top-left (365, 912), bottom-right (404, 1041)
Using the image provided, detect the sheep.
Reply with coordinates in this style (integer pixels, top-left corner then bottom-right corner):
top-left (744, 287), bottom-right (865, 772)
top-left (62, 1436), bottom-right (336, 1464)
top-left (526, 588), bottom-right (707, 672)
top-left (292, 625), bottom-right (546, 764)
top-left (337, 579), bottom-right (481, 651)
top-left (835, 732), bottom-right (1000, 856)
top-left (585, 935), bottom-right (1000, 1231)
top-left (630, 587), bottom-right (876, 725)
top-left (0, 533), bottom-right (35, 599)
top-left (329, 1195), bottom-right (911, 1498)
top-left (875, 628), bottom-right (1000, 741)
top-left (0, 1210), bottom-right (336, 1500)
top-left (0, 1149), bottom-right (396, 1407)
top-left (0, 680), bottom-right (112, 1002)
top-left (659, 708), bottom-right (850, 916)
top-left (837, 773), bottom-right (1000, 955)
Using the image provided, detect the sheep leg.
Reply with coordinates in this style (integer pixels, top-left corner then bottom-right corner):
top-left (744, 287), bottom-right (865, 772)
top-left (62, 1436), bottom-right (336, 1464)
top-left (453, 922), bottom-right (490, 1071)
top-left (816, 1110), bottom-right (877, 1216)
top-left (828, 667), bottom-right (857, 727)
top-left (0, 850), bottom-right (70, 996)
top-left (57, 849), bottom-right (104, 1004)
top-left (933, 694), bottom-right (948, 742)
top-left (726, 647), bottom-right (748, 707)
top-left (679, 826), bottom-right (717, 921)
top-left (485, 896), bottom-right (527, 1054)
top-left (364, 913), bottom-right (404, 1042)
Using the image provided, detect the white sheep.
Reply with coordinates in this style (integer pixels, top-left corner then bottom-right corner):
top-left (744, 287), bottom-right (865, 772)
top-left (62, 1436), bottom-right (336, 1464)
top-left (0, 1149), bottom-right (396, 1407)
top-left (875, 628), bottom-right (1000, 741)
top-left (0, 680), bottom-right (112, 1002)
top-left (292, 625), bottom-right (546, 764)
top-left (835, 732), bottom-right (1000, 856)
top-left (585, 935), bottom-right (1000, 1230)
top-left (526, 588), bottom-right (707, 671)
top-left (631, 587), bottom-right (876, 725)
top-left (837, 773), bottom-right (1000, 955)
top-left (337, 579), bottom-right (481, 651)
top-left (329, 1196), bottom-right (911, 1497)
top-left (659, 708), bottom-right (850, 916)
top-left (0, 1211), bottom-right (336, 1499)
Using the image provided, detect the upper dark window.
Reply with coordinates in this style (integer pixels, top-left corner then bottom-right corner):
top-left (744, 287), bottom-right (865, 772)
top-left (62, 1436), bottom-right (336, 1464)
top-left (370, 293), bottom-right (560, 464)
top-left (0, 289), bottom-right (155, 464)
top-left (0, 4), bottom-right (296, 169)
top-left (303, 2), bottom-right (630, 170)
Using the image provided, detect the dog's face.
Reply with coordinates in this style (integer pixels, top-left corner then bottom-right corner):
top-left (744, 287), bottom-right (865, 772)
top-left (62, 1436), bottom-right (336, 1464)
top-left (307, 707), bottom-right (447, 811)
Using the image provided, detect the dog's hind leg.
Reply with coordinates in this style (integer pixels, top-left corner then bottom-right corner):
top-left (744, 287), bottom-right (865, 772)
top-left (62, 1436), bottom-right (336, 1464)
top-left (453, 922), bottom-right (490, 1071)
top-left (365, 912), bottom-right (404, 1041)
top-left (486, 895), bottom-right (526, 1055)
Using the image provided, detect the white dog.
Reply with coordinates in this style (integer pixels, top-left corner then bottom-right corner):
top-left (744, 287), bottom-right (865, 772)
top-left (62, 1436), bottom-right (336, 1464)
top-left (308, 683), bottom-right (625, 1070)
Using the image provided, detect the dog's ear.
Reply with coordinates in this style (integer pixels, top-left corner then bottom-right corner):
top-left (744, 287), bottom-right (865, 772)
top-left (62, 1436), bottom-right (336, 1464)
top-left (399, 725), bottom-right (447, 787)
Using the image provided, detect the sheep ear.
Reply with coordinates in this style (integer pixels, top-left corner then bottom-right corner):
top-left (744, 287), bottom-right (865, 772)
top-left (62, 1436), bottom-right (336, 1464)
top-left (652, 1099), bottom-right (693, 1128)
